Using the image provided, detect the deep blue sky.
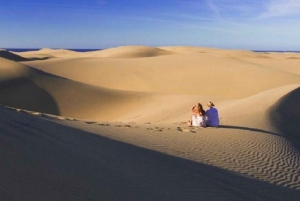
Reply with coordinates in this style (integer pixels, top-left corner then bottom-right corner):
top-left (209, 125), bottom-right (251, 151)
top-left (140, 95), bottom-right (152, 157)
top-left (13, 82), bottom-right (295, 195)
top-left (1, 0), bottom-right (300, 50)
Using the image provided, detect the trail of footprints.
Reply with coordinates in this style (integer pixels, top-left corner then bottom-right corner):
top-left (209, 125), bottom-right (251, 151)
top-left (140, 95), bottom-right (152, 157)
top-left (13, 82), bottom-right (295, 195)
top-left (4, 105), bottom-right (300, 190)
top-left (5, 106), bottom-right (201, 132)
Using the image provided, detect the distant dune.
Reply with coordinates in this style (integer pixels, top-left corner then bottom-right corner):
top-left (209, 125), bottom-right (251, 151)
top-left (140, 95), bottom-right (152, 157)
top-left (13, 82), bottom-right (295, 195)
top-left (1, 46), bottom-right (300, 200)
top-left (80, 45), bottom-right (173, 58)
top-left (22, 46), bottom-right (300, 98)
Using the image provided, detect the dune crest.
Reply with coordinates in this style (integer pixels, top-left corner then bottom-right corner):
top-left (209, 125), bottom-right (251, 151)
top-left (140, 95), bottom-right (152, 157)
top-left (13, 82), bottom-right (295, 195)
top-left (268, 87), bottom-right (300, 144)
top-left (82, 45), bottom-right (173, 58)
top-left (0, 57), bottom-right (173, 121)
top-left (23, 48), bottom-right (300, 98)
top-left (15, 48), bottom-right (80, 60)
top-left (0, 49), bottom-right (29, 61)
top-left (0, 58), bottom-right (31, 81)
top-left (2, 46), bottom-right (300, 199)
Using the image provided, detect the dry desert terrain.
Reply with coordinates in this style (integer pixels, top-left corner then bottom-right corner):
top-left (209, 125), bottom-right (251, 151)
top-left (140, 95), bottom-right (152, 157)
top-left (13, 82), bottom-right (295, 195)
top-left (1, 46), bottom-right (300, 200)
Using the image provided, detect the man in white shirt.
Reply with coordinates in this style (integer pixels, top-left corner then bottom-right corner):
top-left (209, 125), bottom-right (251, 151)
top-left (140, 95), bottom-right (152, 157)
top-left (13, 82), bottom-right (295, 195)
top-left (206, 101), bottom-right (219, 127)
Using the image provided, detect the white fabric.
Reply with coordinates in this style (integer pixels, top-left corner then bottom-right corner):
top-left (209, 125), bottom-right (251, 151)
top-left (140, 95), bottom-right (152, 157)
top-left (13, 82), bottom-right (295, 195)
top-left (206, 107), bottom-right (219, 127)
top-left (191, 114), bottom-right (206, 127)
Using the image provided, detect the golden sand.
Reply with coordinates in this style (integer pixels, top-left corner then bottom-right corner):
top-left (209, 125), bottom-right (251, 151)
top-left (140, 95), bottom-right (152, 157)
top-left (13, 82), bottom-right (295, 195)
top-left (1, 46), bottom-right (300, 200)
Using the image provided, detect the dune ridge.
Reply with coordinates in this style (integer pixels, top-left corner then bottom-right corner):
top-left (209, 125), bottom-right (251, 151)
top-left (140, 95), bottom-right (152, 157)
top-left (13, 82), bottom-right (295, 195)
top-left (1, 46), bottom-right (300, 200)
top-left (0, 57), bottom-right (205, 122)
top-left (59, 84), bottom-right (300, 190)
top-left (23, 47), bottom-right (300, 98)
top-left (81, 46), bottom-right (173, 58)
top-left (268, 87), bottom-right (300, 145)
top-left (0, 49), bottom-right (29, 61)
top-left (2, 105), bottom-right (300, 200)
top-left (0, 57), bottom-right (149, 120)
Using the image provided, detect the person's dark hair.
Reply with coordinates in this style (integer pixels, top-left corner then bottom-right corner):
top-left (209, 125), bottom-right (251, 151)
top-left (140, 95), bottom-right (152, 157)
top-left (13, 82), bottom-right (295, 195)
top-left (197, 103), bottom-right (206, 116)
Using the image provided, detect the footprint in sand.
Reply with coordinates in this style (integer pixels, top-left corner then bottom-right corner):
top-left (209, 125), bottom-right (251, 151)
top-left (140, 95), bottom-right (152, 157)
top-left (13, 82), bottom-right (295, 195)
top-left (98, 123), bottom-right (110, 126)
top-left (85, 121), bottom-right (97, 124)
top-left (154, 127), bottom-right (163, 131)
top-left (177, 127), bottom-right (183, 131)
top-left (147, 127), bottom-right (163, 131)
top-left (66, 118), bottom-right (77, 121)
top-left (177, 127), bottom-right (197, 133)
top-left (114, 125), bottom-right (138, 128)
top-left (87, 122), bottom-right (110, 126)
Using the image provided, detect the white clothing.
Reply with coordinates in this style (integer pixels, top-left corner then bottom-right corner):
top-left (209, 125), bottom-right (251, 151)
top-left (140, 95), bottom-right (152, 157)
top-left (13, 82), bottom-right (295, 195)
top-left (191, 114), bottom-right (206, 127)
top-left (206, 107), bottom-right (219, 127)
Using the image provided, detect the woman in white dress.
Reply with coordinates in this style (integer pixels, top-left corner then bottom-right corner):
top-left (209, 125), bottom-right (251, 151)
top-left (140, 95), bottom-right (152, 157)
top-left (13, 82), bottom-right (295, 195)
top-left (188, 103), bottom-right (206, 127)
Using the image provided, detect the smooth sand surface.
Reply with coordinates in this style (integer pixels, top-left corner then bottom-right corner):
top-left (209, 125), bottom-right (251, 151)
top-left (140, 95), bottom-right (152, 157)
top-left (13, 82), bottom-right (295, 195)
top-left (1, 46), bottom-right (300, 200)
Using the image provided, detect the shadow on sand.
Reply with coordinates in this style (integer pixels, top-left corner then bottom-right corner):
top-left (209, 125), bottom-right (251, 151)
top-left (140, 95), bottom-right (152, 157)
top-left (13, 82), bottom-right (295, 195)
top-left (218, 125), bottom-right (283, 137)
top-left (268, 87), bottom-right (300, 150)
top-left (0, 106), bottom-right (299, 201)
top-left (0, 78), bottom-right (60, 115)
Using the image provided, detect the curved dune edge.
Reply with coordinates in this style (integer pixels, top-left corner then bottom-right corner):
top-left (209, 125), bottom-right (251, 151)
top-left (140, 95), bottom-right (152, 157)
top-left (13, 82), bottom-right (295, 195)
top-left (80, 45), bottom-right (174, 58)
top-left (14, 46), bottom-right (300, 60)
top-left (268, 86), bottom-right (300, 145)
top-left (0, 49), bottom-right (29, 61)
top-left (2, 106), bottom-right (300, 200)
top-left (0, 57), bottom-right (208, 122)
top-left (15, 46), bottom-right (174, 59)
top-left (14, 48), bottom-right (81, 60)
top-left (0, 58), bottom-right (155, 120)
top-left (2, 46), bottom-right (300, 198)
top-left (2, 84), bottom-right (300, 191)
top-left (23, 53), bottom-right (300, 99)
top-left (79, 85), bottom-right (300, 190)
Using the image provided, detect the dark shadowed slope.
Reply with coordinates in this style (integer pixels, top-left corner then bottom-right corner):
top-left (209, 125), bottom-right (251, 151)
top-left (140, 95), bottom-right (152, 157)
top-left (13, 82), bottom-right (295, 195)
top-left (268, 87), bottom-right (300, 148)
top-left (0, 49), bottom-right (30, 61)
top-left (1, 106), bottom-right (300, 201)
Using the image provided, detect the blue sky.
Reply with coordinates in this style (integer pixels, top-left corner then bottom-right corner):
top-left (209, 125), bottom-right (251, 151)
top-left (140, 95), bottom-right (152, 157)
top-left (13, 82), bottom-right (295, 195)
top-left (1, 0), bottom-right (300, 50)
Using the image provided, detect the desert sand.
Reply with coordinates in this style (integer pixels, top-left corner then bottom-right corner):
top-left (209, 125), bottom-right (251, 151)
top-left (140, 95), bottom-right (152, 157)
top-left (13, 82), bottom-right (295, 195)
top-left (1, 46), bottom-right (300, 200)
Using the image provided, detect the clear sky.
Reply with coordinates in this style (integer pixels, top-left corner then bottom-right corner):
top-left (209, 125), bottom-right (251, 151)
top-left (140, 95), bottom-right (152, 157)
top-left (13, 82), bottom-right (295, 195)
top-left (1, 0), bottom-right (300, 50)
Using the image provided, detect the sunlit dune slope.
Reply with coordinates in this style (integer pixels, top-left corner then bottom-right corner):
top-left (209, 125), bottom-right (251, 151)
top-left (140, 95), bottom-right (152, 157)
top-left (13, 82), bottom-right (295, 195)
top-left (0, 57), bottom-right (163, 121)
top-left (14, 48), bottom-right (81, 60)
top-left (23, 46), bottom-right (300, 98)
top-left (2, 105), bottom-right (300, 200)
top-left (47, 83), bottom-right (300, 190)
top-left (1, 46), bottom-right (300, 200)
top-left (81, 46), bottom-right (173, 58)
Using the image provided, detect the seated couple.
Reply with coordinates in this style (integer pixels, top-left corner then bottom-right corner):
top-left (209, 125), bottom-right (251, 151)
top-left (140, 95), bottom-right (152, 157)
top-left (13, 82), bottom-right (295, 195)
top-left (188, 101), bottom-right (219, 127)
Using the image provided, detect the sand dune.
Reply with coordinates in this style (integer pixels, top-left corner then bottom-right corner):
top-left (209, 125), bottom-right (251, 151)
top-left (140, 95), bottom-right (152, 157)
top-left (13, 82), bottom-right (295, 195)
top-left (0, 49), bottom-right (29, 61)
top-left (1, 46), bottom-right (300, 200)
top-left (23, 47), bottom-right (300, 98)
top-left (64, 84), bottom-right (300, 190)
top-left (0, 57), bottom-right (152, 120)
top-left (238, 56), bottom-right (300, 76)
top-left (2, 106), bottom-right (300, 201)
top-left (0, 57), bottom-right (205, 122)
top-left (14, 48), bottom-right (81, 60)
top-left (268, 86), bottom-right (300, 145)
top-left (81, 45), bottom-right (173, 58)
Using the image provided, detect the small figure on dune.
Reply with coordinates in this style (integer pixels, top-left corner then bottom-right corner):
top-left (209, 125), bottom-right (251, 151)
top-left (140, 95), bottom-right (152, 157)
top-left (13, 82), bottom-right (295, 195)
top-left (205, 101), bottom-right (219, 127)
top-left (188, 103), bottom-right (206, 127)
